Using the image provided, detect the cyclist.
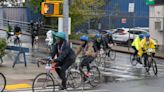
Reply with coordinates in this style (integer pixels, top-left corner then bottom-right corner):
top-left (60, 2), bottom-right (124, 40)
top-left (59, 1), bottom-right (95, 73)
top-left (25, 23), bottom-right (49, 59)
top-left (93, 34), bottom-right (102, 53)
top-left (107, 32), bottom-right (115, 45)
top-left (6, 23), bottom-right (14, 41)
top-left (76, 35), bottom-right (96, 77)
top-left (131, 34), bottom-right (144, 64)
top-left (51, 32), bottom-right (76, 90)
top-left (138, 34), bottom-right (156, 67)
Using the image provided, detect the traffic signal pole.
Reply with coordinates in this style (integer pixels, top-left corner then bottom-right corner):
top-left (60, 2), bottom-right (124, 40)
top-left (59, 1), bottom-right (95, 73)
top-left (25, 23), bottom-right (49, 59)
top-left (63, 0), bottom-right (69, 41)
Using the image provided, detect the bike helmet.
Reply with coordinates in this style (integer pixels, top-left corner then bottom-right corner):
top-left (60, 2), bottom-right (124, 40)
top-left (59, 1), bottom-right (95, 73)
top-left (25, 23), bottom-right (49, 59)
top-left (80, 35), bottom-right (89, 41)
top-left (139, 34), bottom-right (144, 39)
top-left (55, 32), bottom-right (66, 40)
top-left (95, 34), bottom-right (101, 38)
top-left (145, 34), bottom-right (150, 39)
top-left (108, 31), bottom-right (113, 35)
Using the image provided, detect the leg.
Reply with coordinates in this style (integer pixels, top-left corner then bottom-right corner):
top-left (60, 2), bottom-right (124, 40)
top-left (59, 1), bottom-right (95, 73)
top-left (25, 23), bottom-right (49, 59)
top-left (143, 53), bottom-right (148, 67)
top-left (57, 60), bottom-right (75, 89)
top-left (31, 36), bottom-right (34, 48)
top-left (132, 46), bottom-right (138, 57)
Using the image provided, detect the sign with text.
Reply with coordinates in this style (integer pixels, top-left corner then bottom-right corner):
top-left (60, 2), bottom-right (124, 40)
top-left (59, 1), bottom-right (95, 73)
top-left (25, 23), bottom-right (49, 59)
top-left (121, 18), bottom-right (127, 24)
top-left (128, 3), bottom-right (135, 13)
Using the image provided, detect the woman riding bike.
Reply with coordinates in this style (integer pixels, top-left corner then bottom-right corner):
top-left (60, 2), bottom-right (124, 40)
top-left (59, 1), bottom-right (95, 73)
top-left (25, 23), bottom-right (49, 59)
top-left (131, 34), bottom-right (144, 64)
top-left (138, 34), bottom-right (156, 67)
top-left (76, 35), bottom-right (96, 77)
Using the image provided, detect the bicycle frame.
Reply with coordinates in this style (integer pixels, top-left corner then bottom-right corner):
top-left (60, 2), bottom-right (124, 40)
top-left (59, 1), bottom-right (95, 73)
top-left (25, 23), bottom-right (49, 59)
top-left (37, 59), bottom-right (61, 84)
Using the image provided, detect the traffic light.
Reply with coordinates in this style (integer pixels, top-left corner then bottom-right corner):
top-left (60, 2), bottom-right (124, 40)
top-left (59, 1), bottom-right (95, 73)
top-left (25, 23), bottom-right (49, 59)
top-left (41, 1), bottom-right (63, 17)
top-left (146, 0), bottom-right (164, 5)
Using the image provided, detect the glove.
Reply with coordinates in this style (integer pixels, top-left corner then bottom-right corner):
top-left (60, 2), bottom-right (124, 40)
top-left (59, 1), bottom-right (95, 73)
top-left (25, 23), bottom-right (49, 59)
top-left (142, 48), bottom-right (145, 51)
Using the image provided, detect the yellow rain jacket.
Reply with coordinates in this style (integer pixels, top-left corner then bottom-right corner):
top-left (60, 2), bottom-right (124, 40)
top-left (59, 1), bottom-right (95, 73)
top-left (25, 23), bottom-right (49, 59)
top-left (138, 38), bottom-right (156, 57)
top-left (131, 36), bottom-right (142, 50)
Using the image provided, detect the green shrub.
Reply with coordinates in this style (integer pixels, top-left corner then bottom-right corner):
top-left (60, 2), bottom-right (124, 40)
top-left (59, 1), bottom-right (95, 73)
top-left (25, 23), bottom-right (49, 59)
top-left (0, 38), bottom-right (7, 57)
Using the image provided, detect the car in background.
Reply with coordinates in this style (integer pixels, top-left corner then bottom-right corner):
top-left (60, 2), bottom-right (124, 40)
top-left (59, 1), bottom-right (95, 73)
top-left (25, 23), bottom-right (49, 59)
top-left (112, 28), bottom-right (149, 44)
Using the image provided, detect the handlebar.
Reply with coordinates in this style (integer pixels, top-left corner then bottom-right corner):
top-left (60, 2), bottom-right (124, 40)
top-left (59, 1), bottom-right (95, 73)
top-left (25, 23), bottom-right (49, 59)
top-left (37, 58), bottom-right (51, 68)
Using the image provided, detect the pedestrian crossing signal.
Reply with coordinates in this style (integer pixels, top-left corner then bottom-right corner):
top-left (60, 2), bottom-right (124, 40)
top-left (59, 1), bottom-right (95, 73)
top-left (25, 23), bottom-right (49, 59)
top-left (41, 1), bottom-right (63, 17)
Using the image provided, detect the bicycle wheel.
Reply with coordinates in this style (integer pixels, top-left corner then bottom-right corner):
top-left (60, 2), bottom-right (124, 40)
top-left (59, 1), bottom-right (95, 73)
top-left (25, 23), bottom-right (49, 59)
top-left (89, 66), bottom-right (101, 87)
top-left (32, 73), bottom-right (55, 92)
top-left (145, 58), bottom-right (151, 73)
top-left (67, 71), bottom-right (82, 89)
top-left (151, 59), bottom-right (158, 75)
top-left (94, 55), bottom-right (101, 66)
top-left (130, 54), bottom-right (138, 66)
top-left (109, 49), bottom-right (116, 61)
top-left (0, 73), bottom-right (6, 92)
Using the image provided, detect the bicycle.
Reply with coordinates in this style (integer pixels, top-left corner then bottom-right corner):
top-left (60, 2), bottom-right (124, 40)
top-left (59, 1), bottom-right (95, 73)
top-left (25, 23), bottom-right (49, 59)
top-left (144, 48), bottom-right (158, 75)
top-left (32, 58), bottom-right (82, 92)
top-left (130, 54), bottom-right (143, 66)
top-left (0, 72), bottom-right (6, 92)
top-left (76, 56), bottom-right (101, 87)
top-left (95, 47), bottom-right (116, 68)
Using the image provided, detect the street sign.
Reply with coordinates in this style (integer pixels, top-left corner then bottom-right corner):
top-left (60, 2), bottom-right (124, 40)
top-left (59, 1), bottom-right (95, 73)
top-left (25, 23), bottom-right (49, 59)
top-left (41, 1), bottom-right (63, 17)
top-left (128, 3), bottom-right (135, 13)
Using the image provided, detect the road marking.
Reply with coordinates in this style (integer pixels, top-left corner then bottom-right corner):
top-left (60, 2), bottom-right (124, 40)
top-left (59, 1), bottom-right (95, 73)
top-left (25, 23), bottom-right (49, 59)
top-left (5, 84), bottom-right (31, 91)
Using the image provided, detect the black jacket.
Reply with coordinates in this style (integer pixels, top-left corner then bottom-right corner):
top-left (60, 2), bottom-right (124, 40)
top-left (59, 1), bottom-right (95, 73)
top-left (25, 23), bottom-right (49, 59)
top-left (51, 41), bottom-right (76, 64)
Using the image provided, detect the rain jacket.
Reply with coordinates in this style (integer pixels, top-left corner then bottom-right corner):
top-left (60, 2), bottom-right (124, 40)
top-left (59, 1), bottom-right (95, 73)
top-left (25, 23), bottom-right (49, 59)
top-left (131, 36), bottom-right (142, 50)
top-left (138, 38), bottom-right (156, 57)
top-left (51, 41), bottom-right (76, 64)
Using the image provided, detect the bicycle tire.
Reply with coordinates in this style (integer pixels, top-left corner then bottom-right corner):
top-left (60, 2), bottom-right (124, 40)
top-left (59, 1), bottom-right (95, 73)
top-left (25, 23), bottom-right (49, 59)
top-left (89, 66), bottom-right (101, 87)
top-left (0, 73), bottom-right (6, 92)
top-left (32, 73), bottom-right (55, 92)
top-left (145, 58), bottom-right (151, 73)
top-left (94, 55), bottom-right (101, 66)
top-left (152, 59), bottom-right (158, 75)
top-left (109, 49), bottom-right (116, 61)
top-left (130, 54), bottom-right (138, 66)
top-left (67, 71), bottom-right (82, 89)
top-left (100, 53), bottom-right (107, 68)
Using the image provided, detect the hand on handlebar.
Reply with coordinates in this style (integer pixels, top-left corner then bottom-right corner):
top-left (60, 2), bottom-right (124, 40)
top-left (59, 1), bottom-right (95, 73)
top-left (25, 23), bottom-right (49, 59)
top-left (142, 48), bottom-right (145, 51)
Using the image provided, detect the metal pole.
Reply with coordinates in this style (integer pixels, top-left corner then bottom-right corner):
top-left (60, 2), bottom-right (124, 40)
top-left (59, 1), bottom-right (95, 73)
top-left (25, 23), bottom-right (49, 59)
top-left (163, 17), bottom-right (164, 50)
top-left (133, 0), bottom-right (135, 28)
top-left (63, 0), bottom-right (69, 41)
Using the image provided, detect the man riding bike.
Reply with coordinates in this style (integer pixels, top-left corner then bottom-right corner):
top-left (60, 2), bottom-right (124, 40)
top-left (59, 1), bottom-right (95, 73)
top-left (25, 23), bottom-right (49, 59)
top-left (131, 34), bottom-right (144, 64)
top-left (76, 35), bottom-right (96, 77)
top-left (138, 34), bottom-right (156, 67)
top-left (51, 32), bottom-right (76, 90)
top-left (107, 32), bottom-right (115, 45)
top-left (93, 34), bottom-right (102, 53)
